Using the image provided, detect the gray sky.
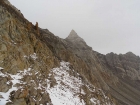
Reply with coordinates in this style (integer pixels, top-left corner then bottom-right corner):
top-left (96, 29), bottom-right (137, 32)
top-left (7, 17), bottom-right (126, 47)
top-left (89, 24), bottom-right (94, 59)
top-left (9, 0), bottom-right (140, 56)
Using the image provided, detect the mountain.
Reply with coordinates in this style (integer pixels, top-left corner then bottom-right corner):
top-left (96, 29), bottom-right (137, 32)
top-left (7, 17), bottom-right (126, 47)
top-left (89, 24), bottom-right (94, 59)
top-left (0, 0), bottom-right (140, 105)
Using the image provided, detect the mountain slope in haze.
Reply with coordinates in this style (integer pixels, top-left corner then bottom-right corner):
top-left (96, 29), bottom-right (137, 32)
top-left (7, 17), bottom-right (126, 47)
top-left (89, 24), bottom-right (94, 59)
top-left (0, 0), bottom-right (140, 105)
top-left (0, 0), bottom-right (115, 105)
top-left (65, 30), bottom-right (140, 105)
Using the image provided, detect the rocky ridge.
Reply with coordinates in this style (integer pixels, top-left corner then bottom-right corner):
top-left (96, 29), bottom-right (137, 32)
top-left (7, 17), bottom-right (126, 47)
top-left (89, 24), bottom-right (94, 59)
top-left (0, 0), bottom-right (115, 105)
top-left (65, 30), bottom-right (140, 105)
top-left (0, 0), bottom-right (140, 105)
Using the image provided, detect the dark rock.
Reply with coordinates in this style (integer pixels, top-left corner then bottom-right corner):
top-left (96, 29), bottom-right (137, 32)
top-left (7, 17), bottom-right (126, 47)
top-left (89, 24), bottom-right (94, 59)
top-left (0, 1), bottom-right (140, 105)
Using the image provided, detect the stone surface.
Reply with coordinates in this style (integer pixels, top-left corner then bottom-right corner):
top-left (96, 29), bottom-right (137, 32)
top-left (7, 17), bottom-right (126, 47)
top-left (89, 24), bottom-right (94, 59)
top-left (0, 0), bottom-right (140, 105)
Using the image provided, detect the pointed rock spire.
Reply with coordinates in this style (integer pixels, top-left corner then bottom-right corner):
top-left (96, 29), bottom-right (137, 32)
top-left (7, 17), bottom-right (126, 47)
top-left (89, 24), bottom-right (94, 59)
top-left (66, 29), bottom-right (84, 42)
top-left (65, 29), bottom-right (92, 50)
top-left (66, 29), bottom-right (80, 39)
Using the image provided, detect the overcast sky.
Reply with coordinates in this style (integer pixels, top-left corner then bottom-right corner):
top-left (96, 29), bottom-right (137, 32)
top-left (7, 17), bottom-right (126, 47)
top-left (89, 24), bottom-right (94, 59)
top-left (9, 0), bottom-right (140, 56)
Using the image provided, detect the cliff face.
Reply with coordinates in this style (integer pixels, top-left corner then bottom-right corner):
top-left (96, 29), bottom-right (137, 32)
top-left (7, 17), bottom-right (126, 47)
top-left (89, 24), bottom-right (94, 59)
top-left (105, 52), bottom-right (140, 80)
top-left (0, 0), bottom-right (140, 105)
top-left (94, 52), bottom-right (140, 105)
top-left (0, 1), bottom-right (59, 104)
top-left (0, 1), bottom-right (115, 105)
top-left (65, 30), bottom-right (140, 105)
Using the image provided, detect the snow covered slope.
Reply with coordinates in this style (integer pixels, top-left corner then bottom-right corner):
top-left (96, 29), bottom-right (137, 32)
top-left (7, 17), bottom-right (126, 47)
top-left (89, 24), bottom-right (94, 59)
top-left (0, 61), bottom-right (115, 105)
top-left (47, 61), bottom-right (115, 105)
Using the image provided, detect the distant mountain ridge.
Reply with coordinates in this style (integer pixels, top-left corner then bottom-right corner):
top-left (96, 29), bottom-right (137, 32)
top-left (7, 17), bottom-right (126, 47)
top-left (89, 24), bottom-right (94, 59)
top-left (0, 0), bottom-right (140, 105)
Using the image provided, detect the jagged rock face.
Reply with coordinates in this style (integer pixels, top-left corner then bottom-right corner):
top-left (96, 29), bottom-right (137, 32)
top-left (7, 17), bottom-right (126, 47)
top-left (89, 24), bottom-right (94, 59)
top-left (94, 51), bottom-right (140, 105)
top-left (95, 51), bottom-right (140, 82)
top-left (66, 30), bottom-right (85, 43)
top-left (65, 30), bottom-right (118, 90)
top-left (0, 4), bottom-right (57, 73)
top-left (0, 1), bottom-right (116, 105)
top-left (105, 52), bottom-right (140, 80)
top-left (3, 0), bottom-right (22, 15)
top-left (0, 0), bottom-right (140, 105)
top-left (66, 30), bottom-right (91, 50)
top-left (65, 31), bottom-right (140, 105)
top-left (0, 1), bottom-right (58, 104)
top-left (3, 0), bottom-right (11, 5)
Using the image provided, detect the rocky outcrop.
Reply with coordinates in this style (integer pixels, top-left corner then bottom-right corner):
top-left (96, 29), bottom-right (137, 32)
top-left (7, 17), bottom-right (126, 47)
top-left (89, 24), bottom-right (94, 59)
top-left (95, 51), bottom-right (140, 82)
top-left (94, 51), bottom-right (140, 105)
top-left (65, 30), bottom-right (118, 89)
top-left (104, 52), bottom-right (140, 80)
top-left (66, 30), bottom-right (92, 50)
top-left (3, 0), bottom-right (23, 15)
top-left (0, 1), bottom-right (115, 105)
top-left (0, 1), bottom-right (58, 104)
top-left (65, 30), bottom-right (140, 105)
top-left (0, 0), bottom-right (140, 105)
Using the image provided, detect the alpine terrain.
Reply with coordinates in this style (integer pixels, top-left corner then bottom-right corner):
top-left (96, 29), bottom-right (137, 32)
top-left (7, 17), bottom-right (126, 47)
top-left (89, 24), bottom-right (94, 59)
top-left (0, 0), bottom-right (140, 105)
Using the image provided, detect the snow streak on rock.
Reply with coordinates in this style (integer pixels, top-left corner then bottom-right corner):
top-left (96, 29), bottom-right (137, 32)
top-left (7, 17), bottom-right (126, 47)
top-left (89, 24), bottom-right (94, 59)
top-left (47, 61), bottom-right (85, 105)
top-left (46, 61), bottom-right (115, 105)
top-left (0, 68), bottom-right (31, 105)
top-left (0, 62), bottom-right (115, 105)
top-left (30, 53), bottom-right (38, 60)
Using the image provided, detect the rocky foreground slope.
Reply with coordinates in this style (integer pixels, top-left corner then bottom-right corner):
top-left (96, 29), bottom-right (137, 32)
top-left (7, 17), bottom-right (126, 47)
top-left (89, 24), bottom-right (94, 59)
top-left (0, 0), bottom-right (140, 105)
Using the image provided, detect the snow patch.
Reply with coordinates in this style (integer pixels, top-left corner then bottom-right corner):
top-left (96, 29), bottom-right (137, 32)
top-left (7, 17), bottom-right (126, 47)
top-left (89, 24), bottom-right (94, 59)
top-left (0, 67), bottom-right (3, 70)
top-left (0, 68), bottom-right (32, 105)
top-left (30, 53), bottom-right (37, 60)
top-left (24, 53), bottom-right (37, 60)
top-left (47, 61), bottom-right (85, 105)
top-left (0, 61), bottom-right (115, 105)
top-left (47, 61), bottom-right (115, 105)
